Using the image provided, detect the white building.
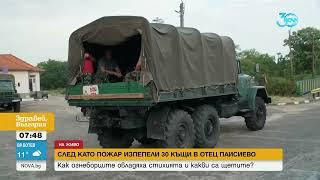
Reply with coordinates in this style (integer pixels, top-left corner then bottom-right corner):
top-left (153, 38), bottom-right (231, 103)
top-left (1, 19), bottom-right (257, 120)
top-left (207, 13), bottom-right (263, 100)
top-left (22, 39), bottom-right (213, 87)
top-left (0, 54), bottom-right (43, 97)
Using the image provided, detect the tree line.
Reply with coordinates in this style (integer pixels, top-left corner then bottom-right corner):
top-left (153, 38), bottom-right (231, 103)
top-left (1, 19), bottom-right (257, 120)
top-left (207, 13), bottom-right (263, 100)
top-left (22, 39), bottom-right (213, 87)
top-left (238, 27), bottom-right (320, 95)
top-left (37, 27), bottom-right (320, 96)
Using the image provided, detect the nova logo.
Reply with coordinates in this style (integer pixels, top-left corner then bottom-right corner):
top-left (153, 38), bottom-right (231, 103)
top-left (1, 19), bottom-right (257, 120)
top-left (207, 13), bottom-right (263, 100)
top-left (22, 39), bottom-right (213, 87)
top-left (20, 163), bottom-right (41, 169)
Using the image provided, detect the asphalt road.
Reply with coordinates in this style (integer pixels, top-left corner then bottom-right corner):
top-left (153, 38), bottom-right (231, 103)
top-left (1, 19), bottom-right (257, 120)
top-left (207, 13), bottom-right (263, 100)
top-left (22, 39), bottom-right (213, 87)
top-left (0, 96), bottom-right (319, 180)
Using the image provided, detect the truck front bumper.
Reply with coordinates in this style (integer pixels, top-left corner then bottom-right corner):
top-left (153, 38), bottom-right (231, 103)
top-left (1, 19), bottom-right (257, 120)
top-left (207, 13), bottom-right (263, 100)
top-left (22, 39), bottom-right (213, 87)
top-left (267, 97), bottom-right (272, 104)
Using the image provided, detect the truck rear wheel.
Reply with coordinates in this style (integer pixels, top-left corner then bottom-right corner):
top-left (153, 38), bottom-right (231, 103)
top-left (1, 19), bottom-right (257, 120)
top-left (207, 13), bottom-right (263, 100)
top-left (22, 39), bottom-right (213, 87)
top-left (245, 97), bottom-right (266, 131)
top-left (137, 137), bottom-right (157, 147)
top-left (192, 105), bottom-right (220, 148)
top-left (13, 102), bottom-right (20, 112)
top-left (163, 109), bottom-right (195, 148)
top-left (97, 129), bottom-right (133, 148)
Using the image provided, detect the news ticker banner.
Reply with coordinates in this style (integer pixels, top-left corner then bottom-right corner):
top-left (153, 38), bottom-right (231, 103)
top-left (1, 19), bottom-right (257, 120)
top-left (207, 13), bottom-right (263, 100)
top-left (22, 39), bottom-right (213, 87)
top-left (0, 113), bottom-right (55, 171)
top-left (54, 144), bottom-right (283, 171)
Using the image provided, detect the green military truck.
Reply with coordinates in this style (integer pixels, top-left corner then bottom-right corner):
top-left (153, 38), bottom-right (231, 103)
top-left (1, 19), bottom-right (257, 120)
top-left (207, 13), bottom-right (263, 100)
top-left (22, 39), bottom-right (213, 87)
top-left (0, 74), bottom-right (21, 112)
top-left (66, 16), bottom-right (271, 148)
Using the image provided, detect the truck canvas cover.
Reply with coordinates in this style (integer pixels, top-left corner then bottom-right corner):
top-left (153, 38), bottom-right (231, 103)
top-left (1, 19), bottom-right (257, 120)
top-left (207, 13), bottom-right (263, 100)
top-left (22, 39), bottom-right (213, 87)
top-left (68, 16), bottom-right (237, 91)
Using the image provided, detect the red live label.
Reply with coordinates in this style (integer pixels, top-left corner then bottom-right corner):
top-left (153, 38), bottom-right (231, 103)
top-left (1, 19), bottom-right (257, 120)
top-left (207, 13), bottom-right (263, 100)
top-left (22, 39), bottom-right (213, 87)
top-left (54, 140), bottom-right (83, 149)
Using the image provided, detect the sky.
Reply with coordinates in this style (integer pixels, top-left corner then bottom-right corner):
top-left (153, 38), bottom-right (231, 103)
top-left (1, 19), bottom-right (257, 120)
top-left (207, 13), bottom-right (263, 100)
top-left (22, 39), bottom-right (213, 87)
top-left (0, 0), bottom-right (319, 65)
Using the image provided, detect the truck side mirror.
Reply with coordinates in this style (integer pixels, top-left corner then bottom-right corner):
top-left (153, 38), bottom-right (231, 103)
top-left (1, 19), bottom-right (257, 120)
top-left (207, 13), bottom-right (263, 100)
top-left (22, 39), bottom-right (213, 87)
top-left (237, 60), bottom-right (242, 74)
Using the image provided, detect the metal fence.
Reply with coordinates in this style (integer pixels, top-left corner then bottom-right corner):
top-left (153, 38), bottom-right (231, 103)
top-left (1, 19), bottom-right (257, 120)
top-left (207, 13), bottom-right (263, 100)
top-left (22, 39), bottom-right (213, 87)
top-left (296, 78), bottom-right (320, 96)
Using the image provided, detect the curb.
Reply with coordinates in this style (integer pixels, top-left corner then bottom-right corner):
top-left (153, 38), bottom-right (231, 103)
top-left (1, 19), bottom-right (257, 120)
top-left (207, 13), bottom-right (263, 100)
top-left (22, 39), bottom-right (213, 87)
top-left (34, 98), bottom-right (48, 101)
top-left (270, 97), bottom-right (320, 106)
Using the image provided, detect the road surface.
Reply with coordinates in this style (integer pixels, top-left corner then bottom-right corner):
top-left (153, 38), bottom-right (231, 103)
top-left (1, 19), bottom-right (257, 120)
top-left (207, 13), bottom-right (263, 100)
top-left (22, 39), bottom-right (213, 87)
top-left (0, 96), bottom-right (319, 180)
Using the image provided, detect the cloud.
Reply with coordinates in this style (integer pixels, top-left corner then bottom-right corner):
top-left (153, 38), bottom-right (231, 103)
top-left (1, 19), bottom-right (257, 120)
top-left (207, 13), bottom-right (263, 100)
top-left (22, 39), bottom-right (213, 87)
top-left (32, 150), bottom-right (41, 157)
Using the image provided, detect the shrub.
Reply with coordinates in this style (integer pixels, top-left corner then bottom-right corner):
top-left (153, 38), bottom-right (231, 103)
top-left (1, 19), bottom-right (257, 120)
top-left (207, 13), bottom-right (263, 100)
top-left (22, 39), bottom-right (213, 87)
top-left (266, 77), bottom-right (296, 96)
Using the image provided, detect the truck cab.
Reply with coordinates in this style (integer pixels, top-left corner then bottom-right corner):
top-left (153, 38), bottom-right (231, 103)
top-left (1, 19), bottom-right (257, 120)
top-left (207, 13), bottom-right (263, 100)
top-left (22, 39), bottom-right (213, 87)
top-left (0, 74), bottom-right (21, 112)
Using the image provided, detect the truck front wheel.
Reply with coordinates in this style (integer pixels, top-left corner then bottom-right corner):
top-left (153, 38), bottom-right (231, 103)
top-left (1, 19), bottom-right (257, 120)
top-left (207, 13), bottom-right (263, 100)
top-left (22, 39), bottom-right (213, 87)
top-left (163, 109), bottom-right (195, 148)
top-left (245, 97), bottom-right (266, 131)
top-left (97, 129), bottom-right (133, 148)
top-left (192, 105), bottom-right (220, 148)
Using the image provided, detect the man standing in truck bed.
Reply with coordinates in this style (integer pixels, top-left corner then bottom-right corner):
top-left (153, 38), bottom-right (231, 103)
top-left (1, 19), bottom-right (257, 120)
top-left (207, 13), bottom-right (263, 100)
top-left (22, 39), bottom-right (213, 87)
top-left (97, 50), bottom-right (123, 83)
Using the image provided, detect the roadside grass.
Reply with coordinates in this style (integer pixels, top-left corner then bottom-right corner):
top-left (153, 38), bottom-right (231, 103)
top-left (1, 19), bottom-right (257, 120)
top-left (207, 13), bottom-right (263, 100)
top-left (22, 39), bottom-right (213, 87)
top-left (271, 95), bottom-right (312, 103)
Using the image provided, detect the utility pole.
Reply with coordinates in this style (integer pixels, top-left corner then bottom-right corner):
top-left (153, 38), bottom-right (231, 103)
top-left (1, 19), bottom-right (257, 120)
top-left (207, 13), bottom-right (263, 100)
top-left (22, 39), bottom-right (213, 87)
top-left (288, 29), bottom-right (294, 77)
top-left (312, 33), bottom-right (315, 77)
top-left (276, 52), bottom-right (281, 64)
top-left (175, 1), bottom-right (185, 27)
top-left (152, 17), bottom-right (164, 24)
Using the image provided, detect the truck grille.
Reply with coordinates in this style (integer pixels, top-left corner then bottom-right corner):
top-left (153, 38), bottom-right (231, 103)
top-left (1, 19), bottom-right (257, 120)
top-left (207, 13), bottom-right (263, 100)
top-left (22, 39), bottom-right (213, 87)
top-left (0, 91), bottom-right (14, 98)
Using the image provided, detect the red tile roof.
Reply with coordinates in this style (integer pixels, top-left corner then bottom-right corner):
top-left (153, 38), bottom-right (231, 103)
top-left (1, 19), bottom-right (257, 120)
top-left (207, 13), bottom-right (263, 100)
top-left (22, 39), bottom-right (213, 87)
top-left (0, 54), bottom-right (43, 72)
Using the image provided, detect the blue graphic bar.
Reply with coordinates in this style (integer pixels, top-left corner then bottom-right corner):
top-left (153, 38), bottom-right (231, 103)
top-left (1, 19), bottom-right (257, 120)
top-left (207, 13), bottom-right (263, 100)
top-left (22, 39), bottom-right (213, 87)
top-left (16, 140), bottom-right (47, 161)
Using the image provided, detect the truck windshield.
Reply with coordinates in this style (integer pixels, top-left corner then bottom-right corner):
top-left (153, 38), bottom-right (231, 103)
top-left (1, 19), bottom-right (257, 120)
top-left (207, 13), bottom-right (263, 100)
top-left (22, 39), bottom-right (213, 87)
top-left (0, 80), bottom-right (14, 91)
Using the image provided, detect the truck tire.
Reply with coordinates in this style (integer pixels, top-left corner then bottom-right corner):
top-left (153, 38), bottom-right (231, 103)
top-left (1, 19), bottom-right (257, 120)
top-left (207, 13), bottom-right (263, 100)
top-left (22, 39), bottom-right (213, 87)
top-left (97, 129), bottom-right (133, 148)
top-left (137, 137), bottom-right (157, 147)
top-left (163, 109), bottom-right (195, 148)
top-left (4, 105), bottom-right (12, 111)
top-left (13, 102), bottom-right (20, 112)
top-left (192, 105), bottom-right (220, 148)
top-left (245, 97), bottom-right (266, 131)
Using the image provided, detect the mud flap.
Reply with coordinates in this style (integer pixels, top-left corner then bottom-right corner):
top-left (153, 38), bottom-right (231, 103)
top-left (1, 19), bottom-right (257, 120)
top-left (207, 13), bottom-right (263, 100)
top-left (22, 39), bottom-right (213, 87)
top-left (146, 106), bottom-right (171, 140)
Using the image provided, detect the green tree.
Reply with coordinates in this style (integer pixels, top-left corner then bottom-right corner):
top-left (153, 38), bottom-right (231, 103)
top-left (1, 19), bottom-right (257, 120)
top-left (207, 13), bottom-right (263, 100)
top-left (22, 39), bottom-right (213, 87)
top-left (276, 53), bottom-right (291, 78)
top-left (284, 27), bottom-right (320, 75)
top-left (239, 49), bottom-right (296, 95)
top-left (37, 59), bottom-right (68, 90)
top-left (239, 49), bottom-right (278, 77)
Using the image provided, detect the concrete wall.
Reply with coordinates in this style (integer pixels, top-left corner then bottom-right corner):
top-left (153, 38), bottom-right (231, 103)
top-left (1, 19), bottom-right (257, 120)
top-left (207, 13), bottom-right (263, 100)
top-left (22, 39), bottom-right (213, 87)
top-left (9, 71), bottom-right (29, 94)
top-left (8, 71), bottom-right (41, 94)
